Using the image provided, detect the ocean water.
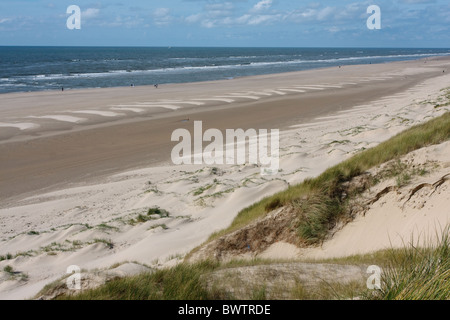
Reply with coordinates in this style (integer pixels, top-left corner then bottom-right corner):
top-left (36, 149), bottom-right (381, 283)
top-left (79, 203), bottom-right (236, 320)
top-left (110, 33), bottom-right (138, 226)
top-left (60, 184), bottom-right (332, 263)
top-left (0, 47), bottom-right (449, 94)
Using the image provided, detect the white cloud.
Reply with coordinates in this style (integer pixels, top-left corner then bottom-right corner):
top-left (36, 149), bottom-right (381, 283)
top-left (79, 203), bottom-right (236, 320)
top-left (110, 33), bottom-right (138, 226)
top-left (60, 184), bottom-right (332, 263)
top-left (185, 13), bottom-right (202, 24)
top-left (153, 8), bottom-right (172, 26)
top-left (181, 0), bottom-right (388, 30)
top-left (235, 14), bottom-right (252, 24)
top-left (205, 2), bottom-right (234, 12)
top-left (202, 20), bottom-right (215, 28)
top-left (185, 1), bottom-right (236, 27)
top-left (248, 14), bottom-right (281, 25)
top-left (317, 7), bottom-right (335, 21)
top-left (154, 8), bottom-right (170, 17)
top-left (82, 8), bottom-right (100, 20)
top-left (186, 0), bottom-right (283, 28)
top-left (99, 15), bottom-right (145, 28)
top-left (328, 26), bottom-right (340, 33)
top-left (252, 0), bottom-right (273, 13)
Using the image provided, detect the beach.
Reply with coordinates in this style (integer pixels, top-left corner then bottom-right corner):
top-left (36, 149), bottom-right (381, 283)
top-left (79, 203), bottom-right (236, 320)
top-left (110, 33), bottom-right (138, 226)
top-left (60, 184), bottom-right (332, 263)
top-left (1, 56), bottom-right (450, 299)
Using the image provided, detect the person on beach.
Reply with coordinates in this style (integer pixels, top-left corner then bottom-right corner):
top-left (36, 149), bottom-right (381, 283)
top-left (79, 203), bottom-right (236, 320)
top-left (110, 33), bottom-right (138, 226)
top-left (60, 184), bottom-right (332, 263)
top-left (154, 84), bottom-right (159, 89)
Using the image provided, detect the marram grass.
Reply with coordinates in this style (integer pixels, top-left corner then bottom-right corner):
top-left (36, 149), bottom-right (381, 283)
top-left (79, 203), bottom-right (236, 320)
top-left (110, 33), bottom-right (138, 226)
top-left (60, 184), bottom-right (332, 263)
top-left (370, 225), bottom-right (450, 300)
top-left (208, 112), bottom-right (450, 244)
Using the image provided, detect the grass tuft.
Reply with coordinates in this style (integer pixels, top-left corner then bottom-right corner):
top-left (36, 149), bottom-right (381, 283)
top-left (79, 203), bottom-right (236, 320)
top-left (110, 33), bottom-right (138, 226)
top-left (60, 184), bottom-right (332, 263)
top-left (57, 261), bottom-right (220, 300)
top-left (370, 225), bottom-right (450, 300)
top-left (3, 265), bottom-right (14, 274)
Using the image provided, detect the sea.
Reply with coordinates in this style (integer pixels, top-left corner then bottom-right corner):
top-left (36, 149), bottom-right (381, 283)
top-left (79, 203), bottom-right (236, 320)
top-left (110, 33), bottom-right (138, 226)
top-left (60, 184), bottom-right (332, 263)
top-left (0, 47), bottom-right (449, 94)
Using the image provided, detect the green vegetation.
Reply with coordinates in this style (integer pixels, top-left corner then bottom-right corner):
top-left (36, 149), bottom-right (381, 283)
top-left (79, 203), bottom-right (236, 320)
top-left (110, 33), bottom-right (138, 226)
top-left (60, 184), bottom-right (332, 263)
top-left (41, 241), bottom-right (82, 253)
top-left (2, 265), bottom-right (29, 282)
top-left (193, 184), bottom-right (214, 196)
top-left (39, 239), bottom-right (113, 254)
top-left (291, 280), bottom-right (366, 300)
top-left (396, 172), bottom-right (412, 188)
top-left (148, 224), bottom-right (169, 231)
top-left (209, 112), bottom-right (450, 244)
top-left (93, 239), bottom-right (114, 250)
top-left (136, 214), bottom-right (151, 224)
top-left (145, 186), bottom-right (160, 194)
top-left (339, 126), bottom-right (367, 136)
top-left (293, 191), bottom-right (343, 244)
top-left (251, 285), bottom-right (267, 300)
top-left (128, 207), bottom-right (170, 225)
top-left (52, 225), bottom-right (449, 300)
top-left (1, 251), bottom-right (35, 261)
top-left (97, 224), bottom-right (119, 232)
top-left (147, 207), bottom-right (170, 218)
top-left (3, 265), bottom-right (14, 274)
top-left (0, 253), bottom-right (13, 261)
top-left (328, 139), bottom-right (351, 146)
top-left (57, 261), bottom-right (219, 300)
top-left (434, 87), bottom-right (450, 108)
top-left (370, 226), bottom-right (450, 300)
top-left (377, 159), bottom-right (431, 188)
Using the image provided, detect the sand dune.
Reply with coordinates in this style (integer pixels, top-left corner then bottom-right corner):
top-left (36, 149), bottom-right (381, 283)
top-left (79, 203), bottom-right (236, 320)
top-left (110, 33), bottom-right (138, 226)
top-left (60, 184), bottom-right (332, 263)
top-left (0, 57), bottom-right (449, 299)
top-left (259, 141), bottom-right (450, 261)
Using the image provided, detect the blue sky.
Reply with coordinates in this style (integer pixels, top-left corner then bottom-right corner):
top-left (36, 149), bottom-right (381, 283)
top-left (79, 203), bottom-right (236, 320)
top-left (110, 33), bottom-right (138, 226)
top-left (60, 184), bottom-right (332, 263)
top-left (0, 0), bottom-right (449, 47)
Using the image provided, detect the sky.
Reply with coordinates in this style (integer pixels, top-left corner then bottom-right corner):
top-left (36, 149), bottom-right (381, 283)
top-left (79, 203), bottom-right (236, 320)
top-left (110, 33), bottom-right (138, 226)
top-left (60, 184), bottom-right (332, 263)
top-left (0, 0), bottom-right (449, 47)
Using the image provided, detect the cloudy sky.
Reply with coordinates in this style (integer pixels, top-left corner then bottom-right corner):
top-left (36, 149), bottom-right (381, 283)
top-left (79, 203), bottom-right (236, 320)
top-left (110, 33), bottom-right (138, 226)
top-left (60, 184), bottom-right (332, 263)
top-left (0, 0), bottom-right (449, 47)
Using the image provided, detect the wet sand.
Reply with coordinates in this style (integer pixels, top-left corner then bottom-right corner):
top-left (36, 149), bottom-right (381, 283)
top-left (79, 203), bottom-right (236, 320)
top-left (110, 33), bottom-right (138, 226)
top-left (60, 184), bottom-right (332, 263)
top-left (0, 57), bottom-right (449, 203)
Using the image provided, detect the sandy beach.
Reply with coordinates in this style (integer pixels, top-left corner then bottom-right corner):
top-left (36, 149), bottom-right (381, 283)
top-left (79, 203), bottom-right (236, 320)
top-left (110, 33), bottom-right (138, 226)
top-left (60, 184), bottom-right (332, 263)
top-left (1, 56), bottom-right (450, 299)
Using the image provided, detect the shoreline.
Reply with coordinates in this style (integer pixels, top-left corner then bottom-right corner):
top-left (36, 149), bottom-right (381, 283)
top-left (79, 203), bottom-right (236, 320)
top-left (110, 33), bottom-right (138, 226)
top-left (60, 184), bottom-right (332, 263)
top-left (0, 56), bottom-right (449, 299)
top-left (1, 57), bottom-right (449, 204)
top-left (1, 54), bottom-right (449, 98)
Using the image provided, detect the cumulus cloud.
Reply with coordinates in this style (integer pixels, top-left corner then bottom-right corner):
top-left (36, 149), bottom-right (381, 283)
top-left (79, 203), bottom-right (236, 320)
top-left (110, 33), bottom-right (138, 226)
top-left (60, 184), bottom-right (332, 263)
top-left (204, 2), bottom-right (235, 20)
top-left (183, 0), bottom-right (363, 29)
top-left (185, 0), bottom-right (281, 28)
top-left (165, 0), bottom-right (450, 39)
top-left (251, 0), bottom-right (273, 12)
top-left (185, 2), bottom-right (236, 28)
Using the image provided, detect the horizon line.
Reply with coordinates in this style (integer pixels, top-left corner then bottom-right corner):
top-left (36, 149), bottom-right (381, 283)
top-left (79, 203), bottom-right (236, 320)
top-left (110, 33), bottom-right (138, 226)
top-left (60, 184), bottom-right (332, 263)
top-left (1, 45), bottom-right (450, 49)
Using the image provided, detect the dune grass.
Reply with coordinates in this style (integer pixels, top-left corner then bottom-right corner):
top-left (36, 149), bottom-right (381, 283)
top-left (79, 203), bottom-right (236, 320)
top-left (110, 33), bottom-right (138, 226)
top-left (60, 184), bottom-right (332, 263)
top-left (370, 225), bottom-right (450, 300)
top-left (54, 225), bottom-right (449, 300)
top-left (57, 260), bottom-right (219, 300)
top-left (208, 112), bottom-right (450, 244)
top-left (306, 226), bottom-right (450, 300)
